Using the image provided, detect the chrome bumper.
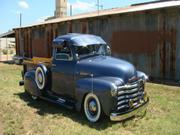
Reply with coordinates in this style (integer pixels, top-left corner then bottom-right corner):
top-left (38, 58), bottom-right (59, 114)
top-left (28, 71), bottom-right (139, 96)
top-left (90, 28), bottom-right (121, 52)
top-left (110, 97), bottom-right (149, 121)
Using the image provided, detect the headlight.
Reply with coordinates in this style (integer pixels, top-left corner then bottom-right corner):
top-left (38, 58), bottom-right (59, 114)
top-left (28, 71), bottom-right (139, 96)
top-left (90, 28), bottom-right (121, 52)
top-left (144, 74), bottom-right (149, 80)
top-left (111, 84), bottom-right (118, 97)
top-left (142, 74), bottom-right (149, 83)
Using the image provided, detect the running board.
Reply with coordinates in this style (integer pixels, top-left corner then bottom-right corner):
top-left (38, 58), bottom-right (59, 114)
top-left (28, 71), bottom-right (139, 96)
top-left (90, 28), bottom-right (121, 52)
top-left (40, 94), bottom-right (75, 110)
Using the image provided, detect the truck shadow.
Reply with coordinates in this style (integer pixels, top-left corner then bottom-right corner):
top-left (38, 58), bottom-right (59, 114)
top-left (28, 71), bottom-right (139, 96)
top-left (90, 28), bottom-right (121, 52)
top-left (15, 92), bottom-right (132, 130)
top-left (1, 60), bottom-right (15, 65)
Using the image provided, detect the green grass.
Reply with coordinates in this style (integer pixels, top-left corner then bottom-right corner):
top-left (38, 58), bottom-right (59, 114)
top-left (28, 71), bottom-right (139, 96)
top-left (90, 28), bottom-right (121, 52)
top-left (0, 63), bottom-right (180, 135)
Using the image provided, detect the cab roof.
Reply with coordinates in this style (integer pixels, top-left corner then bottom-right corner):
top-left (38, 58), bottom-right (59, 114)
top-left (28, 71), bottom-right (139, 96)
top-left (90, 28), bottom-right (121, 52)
top-left (53, 33), bottom-right (106, 47)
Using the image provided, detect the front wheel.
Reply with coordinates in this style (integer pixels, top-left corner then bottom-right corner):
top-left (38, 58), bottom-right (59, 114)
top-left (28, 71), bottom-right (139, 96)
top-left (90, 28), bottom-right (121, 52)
top-left (84, 93), bottom-right (102, 123)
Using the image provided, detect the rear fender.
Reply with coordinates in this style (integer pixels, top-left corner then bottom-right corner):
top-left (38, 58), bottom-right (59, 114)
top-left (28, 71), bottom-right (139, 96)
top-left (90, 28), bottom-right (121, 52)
top-left (24, 70), bottom-right (42, 97)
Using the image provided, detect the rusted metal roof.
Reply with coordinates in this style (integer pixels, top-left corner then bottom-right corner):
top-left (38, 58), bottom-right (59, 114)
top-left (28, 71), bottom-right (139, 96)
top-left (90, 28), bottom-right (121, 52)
top-left (0, 30), bottom-right (15, 38)
top-left (14, 0), bottom-right (180, 29)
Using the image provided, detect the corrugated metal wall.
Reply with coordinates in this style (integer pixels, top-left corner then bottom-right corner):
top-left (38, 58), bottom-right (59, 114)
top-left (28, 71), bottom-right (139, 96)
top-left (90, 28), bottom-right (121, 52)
top-left (15, 7), bottom-right (180, 81)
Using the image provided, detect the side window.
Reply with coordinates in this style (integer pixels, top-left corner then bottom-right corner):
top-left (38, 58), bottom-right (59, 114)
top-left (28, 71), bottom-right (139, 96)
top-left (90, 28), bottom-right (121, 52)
top-left (55, 43), bottom-right (72, 61)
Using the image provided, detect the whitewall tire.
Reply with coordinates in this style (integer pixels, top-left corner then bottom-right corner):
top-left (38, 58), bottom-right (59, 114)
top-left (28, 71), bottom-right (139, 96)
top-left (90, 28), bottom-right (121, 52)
top-left (84, 93), bottom-right (102, 123)
top-left (35, 66), bottom-right (46, 90)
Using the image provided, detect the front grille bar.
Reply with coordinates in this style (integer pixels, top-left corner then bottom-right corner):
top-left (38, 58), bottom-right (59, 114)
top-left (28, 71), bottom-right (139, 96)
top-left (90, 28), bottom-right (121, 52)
top-left (118, 91), bottom-right (144, 101)
top-left (116, 78), bottom-right (145, 112)
top-left (118, 87), bottom-right (139, 95)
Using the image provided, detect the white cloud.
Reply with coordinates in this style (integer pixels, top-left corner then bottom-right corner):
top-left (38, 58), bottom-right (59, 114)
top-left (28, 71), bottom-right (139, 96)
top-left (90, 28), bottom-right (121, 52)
top-left (18, 0), bottom-right (29, 9)
top-left (69, 0), bottom-right (96, 13)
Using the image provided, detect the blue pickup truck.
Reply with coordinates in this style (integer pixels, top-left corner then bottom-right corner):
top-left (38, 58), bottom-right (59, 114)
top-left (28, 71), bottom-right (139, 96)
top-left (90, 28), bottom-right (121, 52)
top-left (20, 33), bottom-right (149, 122)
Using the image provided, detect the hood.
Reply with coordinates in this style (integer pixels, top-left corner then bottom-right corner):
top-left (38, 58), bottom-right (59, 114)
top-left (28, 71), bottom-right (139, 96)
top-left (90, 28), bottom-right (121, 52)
top-left (76, 55), bottom-right (136, 83)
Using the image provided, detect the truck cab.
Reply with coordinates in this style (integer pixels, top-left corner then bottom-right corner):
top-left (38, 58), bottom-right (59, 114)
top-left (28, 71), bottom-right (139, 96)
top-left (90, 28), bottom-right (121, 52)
top-left (22, 33), bottom-right (149, 122)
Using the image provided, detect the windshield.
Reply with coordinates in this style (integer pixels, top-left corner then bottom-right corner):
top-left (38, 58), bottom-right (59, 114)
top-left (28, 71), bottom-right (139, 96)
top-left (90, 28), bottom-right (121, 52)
top-left (74, 44), bottom-right (109, 59)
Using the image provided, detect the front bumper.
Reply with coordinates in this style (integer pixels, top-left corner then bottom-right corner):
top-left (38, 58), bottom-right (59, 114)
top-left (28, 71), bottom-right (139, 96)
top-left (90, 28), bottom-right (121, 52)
top-left (110, 97), bottom-right (149, 121)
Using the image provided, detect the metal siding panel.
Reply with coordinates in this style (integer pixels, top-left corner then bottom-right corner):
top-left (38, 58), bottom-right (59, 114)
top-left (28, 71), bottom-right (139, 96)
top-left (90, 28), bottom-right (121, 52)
top-left (14, 7), bottom-right (180, 81)
top-left (81, 20), bottom-right (88, 34)
top-left (163, 12), bottom-right (177, 80)
top-left (111, 31), bottom-right (160, 54)
top-left (72, 21), bottom-right (81, 33)
top-left (32, 39), bottom-right (46, 57)
top-left (28, 29), bottom-right (33, 58)
top-left (31, 27), bottom-right (48, 57)
top-left (176, 14), bottom-right (180, 81)
top-left (19, 30), bottom-right (24, 56)
top-left (15, 31), bottom-right (19, 56)
top-left (58, 23), bottom-right (67, 35)
top-left (67, 22), bottom-right (72, 33)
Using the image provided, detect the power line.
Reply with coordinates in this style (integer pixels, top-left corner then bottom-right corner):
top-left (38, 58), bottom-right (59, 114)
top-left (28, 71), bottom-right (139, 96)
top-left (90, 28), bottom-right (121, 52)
top-left (70, 4), bottom-right (72, 16)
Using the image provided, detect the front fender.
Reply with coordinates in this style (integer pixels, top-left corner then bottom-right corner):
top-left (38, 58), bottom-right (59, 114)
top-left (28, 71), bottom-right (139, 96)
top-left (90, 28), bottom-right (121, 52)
top-left (75, 77), bottom-right (123, 116)
top-left (137, 71), bottom-right (149, 81)
top-left (24, 70), bottom-right (41, 97)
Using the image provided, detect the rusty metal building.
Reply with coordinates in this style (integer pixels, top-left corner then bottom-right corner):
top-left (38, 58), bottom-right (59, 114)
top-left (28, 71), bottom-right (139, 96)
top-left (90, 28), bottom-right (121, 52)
top-left (14, 1), bottom-right (180, 82)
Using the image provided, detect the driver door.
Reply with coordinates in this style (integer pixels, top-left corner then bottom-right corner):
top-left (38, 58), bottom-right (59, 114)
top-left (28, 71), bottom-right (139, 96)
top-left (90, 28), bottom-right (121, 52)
top-left (51, 41), bottom-right (76, 99)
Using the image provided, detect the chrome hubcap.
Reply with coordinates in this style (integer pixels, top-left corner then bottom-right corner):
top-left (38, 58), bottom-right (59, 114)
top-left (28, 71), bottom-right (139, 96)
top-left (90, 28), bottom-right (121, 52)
top-left (88, 100), bottom-right (97, 115)
top-left (84, 93), bottom-right (101, 122)
top-left (38, 73), bottom-right (43, 83)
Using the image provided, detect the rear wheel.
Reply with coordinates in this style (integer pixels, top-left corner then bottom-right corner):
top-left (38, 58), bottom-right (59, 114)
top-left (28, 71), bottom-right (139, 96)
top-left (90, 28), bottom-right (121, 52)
top-left (84, 93), bottom-right (102, 123)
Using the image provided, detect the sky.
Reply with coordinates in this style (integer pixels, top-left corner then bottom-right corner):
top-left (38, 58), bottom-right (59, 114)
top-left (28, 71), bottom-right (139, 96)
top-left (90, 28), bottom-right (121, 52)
top-left (0, 0), bottom-right (157, 34)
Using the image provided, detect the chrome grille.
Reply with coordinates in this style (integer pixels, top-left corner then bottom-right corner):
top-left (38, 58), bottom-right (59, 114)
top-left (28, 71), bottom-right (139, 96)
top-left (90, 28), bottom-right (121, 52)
top-left (116, 79), bottom-right (145, 112)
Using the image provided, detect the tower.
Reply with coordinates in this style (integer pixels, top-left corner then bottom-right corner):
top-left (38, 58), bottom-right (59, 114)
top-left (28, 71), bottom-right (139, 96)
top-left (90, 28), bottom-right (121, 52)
top-left (54, 0), bottom-right (67, 18)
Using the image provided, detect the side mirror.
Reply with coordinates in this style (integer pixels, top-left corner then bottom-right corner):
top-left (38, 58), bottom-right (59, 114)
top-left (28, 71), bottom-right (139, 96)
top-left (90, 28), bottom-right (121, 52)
top-left (76, 53), bottom-right (79, 60)
top-left (107, 46), bottom-right (111, 56)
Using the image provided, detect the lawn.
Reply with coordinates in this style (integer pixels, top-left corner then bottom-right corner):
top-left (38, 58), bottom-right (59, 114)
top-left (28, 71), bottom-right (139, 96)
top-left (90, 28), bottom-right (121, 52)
top-left (0, 63), bottom-right (180, 135)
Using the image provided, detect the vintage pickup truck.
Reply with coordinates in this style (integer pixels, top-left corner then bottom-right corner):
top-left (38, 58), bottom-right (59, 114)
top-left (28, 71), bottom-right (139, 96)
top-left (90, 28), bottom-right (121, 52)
top-left (20, 33), bottom-right (149, 122)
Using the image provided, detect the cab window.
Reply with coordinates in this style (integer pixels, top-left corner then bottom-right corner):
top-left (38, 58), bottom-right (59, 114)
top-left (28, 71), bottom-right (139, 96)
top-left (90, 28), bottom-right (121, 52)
top-left (55, 43), bottom-right (72, 61)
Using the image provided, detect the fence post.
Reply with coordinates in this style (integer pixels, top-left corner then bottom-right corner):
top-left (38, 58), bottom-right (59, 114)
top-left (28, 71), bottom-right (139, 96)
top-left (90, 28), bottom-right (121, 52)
top-left (6, 36), bottom-right (8, 61)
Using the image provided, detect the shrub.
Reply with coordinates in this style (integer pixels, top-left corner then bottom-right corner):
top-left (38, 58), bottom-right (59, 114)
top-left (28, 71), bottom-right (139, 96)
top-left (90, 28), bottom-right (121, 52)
top-left (10, 50), bottom-right (14, 54)
top-left (2, 49), bottom-right (8, 55)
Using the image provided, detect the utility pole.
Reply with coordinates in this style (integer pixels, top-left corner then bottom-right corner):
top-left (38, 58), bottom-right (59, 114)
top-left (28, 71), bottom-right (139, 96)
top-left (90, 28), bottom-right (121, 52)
top-left (20, 13), bottom-right (22, 27)
top-left (97, 0), bottom-right (99, 15)
top-left (70, 5), bottom-right (72, 16)
top-left (96, 0), bottom-right (103, 35)
top-left (100, 5), bottom-right (103, 10)
top-left (96, 0), bottom-right (103, 15)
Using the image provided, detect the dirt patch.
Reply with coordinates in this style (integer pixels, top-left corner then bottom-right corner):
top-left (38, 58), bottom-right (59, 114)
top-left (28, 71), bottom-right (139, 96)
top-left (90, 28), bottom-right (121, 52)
top-left (0, 54), bottom-right (13, 62)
